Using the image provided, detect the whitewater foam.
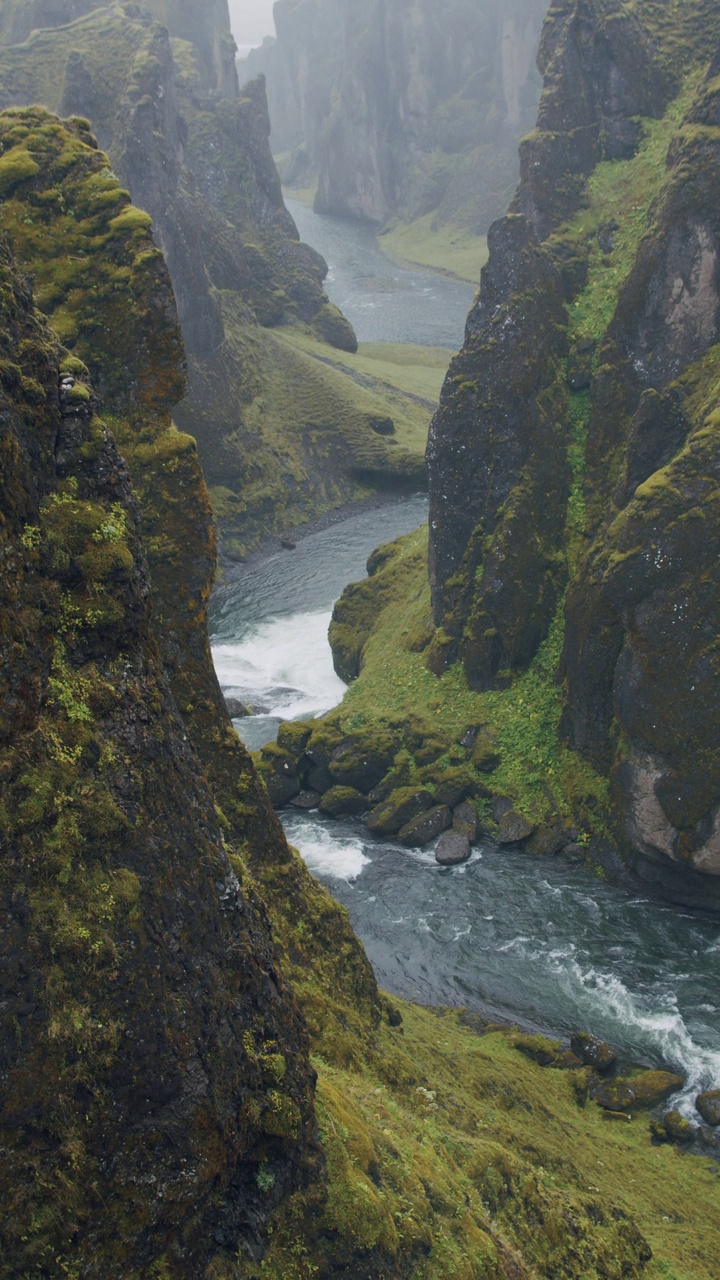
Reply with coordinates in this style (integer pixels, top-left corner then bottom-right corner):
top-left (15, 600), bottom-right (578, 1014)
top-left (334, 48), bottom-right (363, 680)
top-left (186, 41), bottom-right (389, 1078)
top-left (285, 819), bottom-right (370, 882)
top-left (212, 609), bottom-right (346, 720)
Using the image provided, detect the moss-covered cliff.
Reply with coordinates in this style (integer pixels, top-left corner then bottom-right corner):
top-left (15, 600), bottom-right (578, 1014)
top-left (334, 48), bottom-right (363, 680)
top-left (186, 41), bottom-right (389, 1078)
top-left (2, 103), bottom-right (720, 1280)
top-left (240, 0), bottom-right (547, 277)
top-left (309, 0), bottom-right (720, 911)
top-left (0, 0), bottom-right (430, 560)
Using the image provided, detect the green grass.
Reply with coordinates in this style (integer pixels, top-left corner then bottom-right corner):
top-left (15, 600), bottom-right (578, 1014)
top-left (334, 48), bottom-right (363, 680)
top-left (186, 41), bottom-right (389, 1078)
top-left (379, 213), bottom-right (488, 283)
top-left (228, 1001), bottom-right (720, 1280)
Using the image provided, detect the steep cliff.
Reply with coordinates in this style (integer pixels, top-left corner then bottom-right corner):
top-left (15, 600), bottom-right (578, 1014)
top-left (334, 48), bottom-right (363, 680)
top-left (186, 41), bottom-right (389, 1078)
top-left (2, 103), bottom-right (719, 1280)
top-left (241, 0), bottom-right (546, 273)
top-left (0, 0), bottom-right (428, 559)
top-left (316, 0), bottom-right (720, 911)
top-left (0, 110), bottom-right (318, 1275)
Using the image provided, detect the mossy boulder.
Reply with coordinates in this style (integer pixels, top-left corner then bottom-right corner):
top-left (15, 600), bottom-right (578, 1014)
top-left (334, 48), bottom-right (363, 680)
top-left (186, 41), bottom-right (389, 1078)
top-left (515, 1034), bottom-right (564, 1067)
top-left (367, 787), bottom-right (434, 836)
top-left (571, 1032), bottom-right (617, 1074)
top-left (696, 1090), bottom-right (720, 1126)
top-left (319, 787), bottom-right (368, 818)
top-left (328, 733), bottom-right (398, 793)
top-left (453, 799), bottom-right (479, 843)
top-left (277, 720), bottom-right (314, 756)
top-left (398, 804), bottom-right (452, 848)
top-left (661, 1110), bottom-right (696, 1145)
top-left (592, 1071), bottom-right (684, 1113)
top-left (472, 729), bottom-right (501, 772)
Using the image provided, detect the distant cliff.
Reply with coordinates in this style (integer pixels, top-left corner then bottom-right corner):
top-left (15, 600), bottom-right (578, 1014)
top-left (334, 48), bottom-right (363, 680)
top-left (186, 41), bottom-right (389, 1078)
top-left (319, 0), bottom-right (720, 913)
top-left (241, 0), bottom-right (546, 238)
top-left (0, 0), bottom-right (426, 559)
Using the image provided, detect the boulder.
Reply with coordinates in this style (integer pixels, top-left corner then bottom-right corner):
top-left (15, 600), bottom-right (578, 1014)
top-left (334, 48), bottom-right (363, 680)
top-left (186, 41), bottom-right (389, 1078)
top-left (398, 805), bottom-right (452, 848)
top-left (662, 1110), bottom-right (696, 1145)
top-left (289, 790), bottom-right (322, 811)
top-left (260, 741), bottom-right (300, 778)
top-left (428, 765), bottom-right (480, 809)
top-left (453, 800), bottom-right (478, 844)
top-left (308, 764), bottom-right (333, 794)
top-left (472, 730), bottom-right (501, 772)
top-left (436, 831), bottom-right (471, 866)
top-left (329, 735), bottom-right (396, 793)
top-left (514, 1033), bottom-right (562, 1066)
top-left (570, 1032), bottom-right (617, 1074)
top-left (368, 787), bottom-right (433, 837)
top-left (277, 721), bottom-right (313, 755)
top-left (319, 787), bottom-right (368, 818)
top-left (497, 809), bottom-right (536, 845)
top-left (262, 771), bottom-right (301, 809)
top-left (225, 696), bottom-right (251, 718)
top-left (528, 822), bottom-right (579, 857)
top-left (592, 1071), bottom-right (684, 1113)
top-left (696, 1090), bottom-right (720, 1126)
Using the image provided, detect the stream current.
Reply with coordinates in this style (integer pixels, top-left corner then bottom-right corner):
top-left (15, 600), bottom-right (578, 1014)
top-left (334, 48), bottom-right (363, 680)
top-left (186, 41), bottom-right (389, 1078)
top-left (210, 207), bottom-right (719, 1113)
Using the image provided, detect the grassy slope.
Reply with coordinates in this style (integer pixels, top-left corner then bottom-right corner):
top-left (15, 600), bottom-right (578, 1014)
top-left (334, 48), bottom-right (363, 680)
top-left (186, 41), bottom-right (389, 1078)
top-left (379, 214), bottom-right (489, 284)
top-left (318, 77), bottom-right (701, 837)
top-left (228, 999), bottom-right (720, 1280)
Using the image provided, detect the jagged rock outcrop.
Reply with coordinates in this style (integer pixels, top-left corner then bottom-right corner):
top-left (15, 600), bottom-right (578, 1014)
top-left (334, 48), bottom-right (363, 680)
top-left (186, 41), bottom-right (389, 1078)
top-left (424, 0), bottom-right (720, 906)
top-left (0, 111), bottom-right (318, 1275)
top-left (0, 0), bottom-right (425, 559)
top-left (242, 0), bottom-right (547, 235)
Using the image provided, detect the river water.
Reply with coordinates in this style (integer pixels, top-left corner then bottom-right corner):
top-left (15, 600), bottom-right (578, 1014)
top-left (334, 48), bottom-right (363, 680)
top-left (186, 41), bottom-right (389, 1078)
top-left (286, 198), bottom-right (475, 348)
top-left (209, 215), bottom-right (720, 1115)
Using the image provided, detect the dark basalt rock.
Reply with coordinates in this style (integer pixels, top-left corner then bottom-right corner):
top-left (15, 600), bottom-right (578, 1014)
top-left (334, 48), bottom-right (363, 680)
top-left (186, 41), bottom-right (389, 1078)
top-left (319, 786), bottom-right (368, 818)
top-left (225, 695), bottom-right (251, 718)
top-left (290, 790), bottom-right (322, 810)
top-left (696, 1090), bottom-right (720, 1126)
top-left (570, 1033), bottom-right (617, 1074)
top-left (368, 415), bottom-right (395, 436)
top-left (368, 787), bottom-right (434, 837)
top-left (436, 831), bottom-right (472, 866)
top-left (453, 800), bottom-right (479, 844)
top-left (328, 735), bottom-right (397, 793)
top-left (661, 1110), bottom-right (696, 1145)
top-left (398, 804), bottom-right (452, 848)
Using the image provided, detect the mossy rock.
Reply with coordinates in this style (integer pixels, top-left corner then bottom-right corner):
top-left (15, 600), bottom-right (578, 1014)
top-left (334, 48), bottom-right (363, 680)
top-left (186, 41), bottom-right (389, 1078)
top-left (661, 1110), bottom-right (696, 1145)
top-left (367, 787), bottom-right (434, 836)
top-left (277, 720), bottom-right (313, 757)
top-left (422, 764), bottom-right (478, 809)
top-left (397, 804), bottom-right (452, 848)
top-left (260, 741), bottom-right (302, 778)
top-left (472, 729), bottom-right (501, 772)
top-left (319, 787), bottom-right (368, 818)
top-left (696, 1090), bottom-right (720, 1126)
top-left (514, 1033), bottom-right (564, 1067)
top-left (328, 732), bottom-right (398, 793)
top-left (592, 1071), bottom-right (684, 1113)
top-left (570, 1032), bottom-right (617, 1074)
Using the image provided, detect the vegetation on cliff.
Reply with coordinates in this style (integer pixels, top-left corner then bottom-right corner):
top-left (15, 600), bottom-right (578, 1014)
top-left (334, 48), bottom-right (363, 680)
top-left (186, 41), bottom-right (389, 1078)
top-left (316, 0), bottom-right (720, 910)
top-left (0, 0), bottom-right (431, 559)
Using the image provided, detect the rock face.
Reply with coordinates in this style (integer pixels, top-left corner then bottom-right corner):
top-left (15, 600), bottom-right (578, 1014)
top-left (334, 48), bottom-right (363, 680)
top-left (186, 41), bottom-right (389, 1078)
top-left (0, 0), bottom-right (425, 561)
top-left (425, 0), bottom-right (720, 907)
top-left (241, 0), bottom-right (547, 235)
top-left (0, 113), bottom-right (318, 1274)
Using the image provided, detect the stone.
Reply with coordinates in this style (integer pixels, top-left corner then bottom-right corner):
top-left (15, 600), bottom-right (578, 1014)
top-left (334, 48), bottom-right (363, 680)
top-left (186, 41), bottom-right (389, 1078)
top-left (497, 809), bottom-right (536, 845)
top-left (472, 730), bottom-right (501, 772)
top-left (514, 1033), bottom-right (562, 1066)
top-left (527, 822), bottom-right (578, 857)
top-left (277, 721), bottom-right (313, 755)
top-left (260, 770), bottom-right (301, 809)
top-left (591, 1071), bottom-right (684, 1113)
top-left (307, 764), bottom-right (333, 794)
top-left (398, 805), bottom-right (452, 847)
top-left (224, 696), bottom-right (250, 719)
top-left (368, 787), bottom-right (433, 837)
top-left (368, 414), bottom-right (395, 436)
top-left (435, 831), bottom-right (471, 866)
top-left (329, 736), bottom-right (396, 793)
top-left (570, 1032), bottom-right (617, 1074)
top-left (696, 1090), bottom-right (720, 1126)
top-left (319, 787), bottom-right (368, 819)
top-left (662, 1110), bottom-right (696, 1145)
top-left (453, 800), bottom-right (479, 844)
top-left (459, 726), bottom-right (479, 748)
top-left (289, 790), bottom-right (322, 811)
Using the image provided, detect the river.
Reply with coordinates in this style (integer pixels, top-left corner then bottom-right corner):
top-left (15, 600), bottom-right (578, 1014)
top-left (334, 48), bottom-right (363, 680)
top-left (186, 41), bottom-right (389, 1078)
top-left (286, 198), bottom-right (475, 348)
top-left (209, 210), bottom-right (719, 1115)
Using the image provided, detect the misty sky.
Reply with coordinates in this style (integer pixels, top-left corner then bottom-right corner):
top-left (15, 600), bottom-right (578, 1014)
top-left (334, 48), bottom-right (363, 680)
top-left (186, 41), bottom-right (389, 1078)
top-left (228, 0), bottom-right (277, 48)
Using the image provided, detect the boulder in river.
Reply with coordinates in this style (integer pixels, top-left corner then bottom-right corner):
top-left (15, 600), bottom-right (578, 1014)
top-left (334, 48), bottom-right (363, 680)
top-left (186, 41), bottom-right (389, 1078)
top-left (368, 787), bottom-right (433, 836)
top-left (592, 1071), bottom-right (684, 1113)
top-left (398, 805), bottom-right (452, 847)
top-left (570, 1032), bottom-right (617, 1074)
top-left (661, 1110), bottom-right (696, 1145)
top-left (497, 809), bottom-right (536, 845)
top-left (262, 772), bottom-right (301, 809)
top-left (224, 696), bottom-right (251, 718)
top-left (696, 1090), bottom-right (720, 1126)
top-left (436, 831), bottom-right (471, 866)
top-left (290, 790), bottom-right (322, 811)
top-left (319, 787), bottom-right (368, 818)
top-left (453, 800), bottom-right (479, 844)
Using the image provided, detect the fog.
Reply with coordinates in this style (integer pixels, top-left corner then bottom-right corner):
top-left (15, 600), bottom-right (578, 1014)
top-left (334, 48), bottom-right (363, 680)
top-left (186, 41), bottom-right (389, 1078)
top-left (228, 0), bottom-right (277, 49)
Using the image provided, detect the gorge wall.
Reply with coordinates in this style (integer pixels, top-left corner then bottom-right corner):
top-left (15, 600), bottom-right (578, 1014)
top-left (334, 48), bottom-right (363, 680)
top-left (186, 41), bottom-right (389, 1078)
top-left (241, 0), bottom-right (547, 238)
top-left (0, 0), bottom-right (426, 561)
top-left (316, 0), bottom-right (720, 913)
